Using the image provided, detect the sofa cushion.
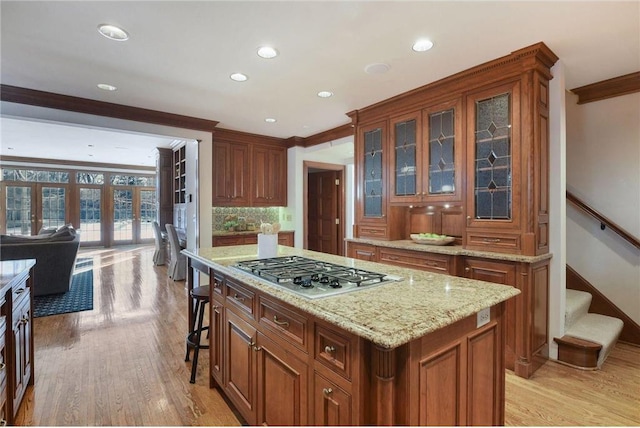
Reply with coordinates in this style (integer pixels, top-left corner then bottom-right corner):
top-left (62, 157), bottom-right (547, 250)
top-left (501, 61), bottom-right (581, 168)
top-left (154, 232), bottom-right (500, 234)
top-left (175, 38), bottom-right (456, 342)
top-left (1, 224), bottom-right (77, 244)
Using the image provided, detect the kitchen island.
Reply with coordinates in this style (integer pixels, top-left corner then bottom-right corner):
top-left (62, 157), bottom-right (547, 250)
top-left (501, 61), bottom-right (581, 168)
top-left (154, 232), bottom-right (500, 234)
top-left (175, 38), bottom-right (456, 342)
top-left (183, 245), bottom-right (520, 426)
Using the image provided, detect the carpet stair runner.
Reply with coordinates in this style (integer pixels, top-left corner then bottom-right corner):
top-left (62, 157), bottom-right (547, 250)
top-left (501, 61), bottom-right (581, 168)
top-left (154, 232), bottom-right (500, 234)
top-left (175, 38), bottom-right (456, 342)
top-left (555, 289), bottom-right (623, 369)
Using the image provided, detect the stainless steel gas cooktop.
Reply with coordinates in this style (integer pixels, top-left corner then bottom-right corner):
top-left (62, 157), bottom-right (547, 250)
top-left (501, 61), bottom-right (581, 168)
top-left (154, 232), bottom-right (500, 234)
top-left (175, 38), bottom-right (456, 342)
top-left (232, 256), bottom-right (400, 299)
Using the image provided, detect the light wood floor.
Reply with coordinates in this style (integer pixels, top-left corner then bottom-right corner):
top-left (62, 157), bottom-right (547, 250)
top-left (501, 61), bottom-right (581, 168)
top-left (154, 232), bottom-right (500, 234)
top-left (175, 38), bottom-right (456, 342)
top-left (15, 245), bottom-right (640, 426)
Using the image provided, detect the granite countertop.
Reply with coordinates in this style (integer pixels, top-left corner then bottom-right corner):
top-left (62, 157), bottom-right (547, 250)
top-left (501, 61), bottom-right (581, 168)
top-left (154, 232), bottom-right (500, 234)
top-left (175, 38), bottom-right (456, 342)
top-left (346, 237), bottom-right (553, 263)
top-left (213, 230), bottom-right (294, 236)
top-left (182, 245), bottom-right (520, 349)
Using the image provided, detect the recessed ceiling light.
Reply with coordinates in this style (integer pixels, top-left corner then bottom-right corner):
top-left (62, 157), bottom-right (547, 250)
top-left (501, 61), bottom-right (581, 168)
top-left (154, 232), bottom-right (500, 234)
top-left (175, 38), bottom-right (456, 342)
top-left (97, 83), bottom-right (117, 91)
top-left (230, 73), bottom-right (248, 82)
top-left (265, 118), bottom-right (277, 123)
top-left (412, 39), bottom-right (434, 52)
top-left (364, 63), bottom-right (391, 75)
top-left (257, 46), bottom-right (279, 59)
top-left (97, 24), bottom-right (129, 41)
top-left (317, 91), bottom-right (333, 98)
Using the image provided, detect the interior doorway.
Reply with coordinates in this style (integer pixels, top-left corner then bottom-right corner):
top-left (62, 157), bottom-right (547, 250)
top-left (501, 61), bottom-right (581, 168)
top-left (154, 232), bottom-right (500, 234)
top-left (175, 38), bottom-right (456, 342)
top-left (304, 161), bottom-right (345, 256)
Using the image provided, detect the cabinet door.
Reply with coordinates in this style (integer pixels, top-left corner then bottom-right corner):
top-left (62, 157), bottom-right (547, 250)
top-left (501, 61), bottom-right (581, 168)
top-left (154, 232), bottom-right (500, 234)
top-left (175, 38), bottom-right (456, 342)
top-left (465, 82), bottom-right (522, 240)
top-left (0, 317), bottom-right (6, 426)
top-left (12, 296), bottom-right (31, 416)
top-left (357, 121), bottom-right (387, 223)
top-left (313, 371), bottom-right (352, 426)
top-left (255, 333), bottom-right (309, 426)
top-left (213, 142), bottom-right (250, 206)
top-left (389, 112), bottom-right (422, 203)
top-left (210, 302), bottom-right (224, 386)
top-left (464, 258), bottom-right (516, 370)
top-left (224, 309), bottom-right (257, 424)
top-left (252, 146), bottom-right (287, 207)
top-left (422, 98), bottom-right (463, 202)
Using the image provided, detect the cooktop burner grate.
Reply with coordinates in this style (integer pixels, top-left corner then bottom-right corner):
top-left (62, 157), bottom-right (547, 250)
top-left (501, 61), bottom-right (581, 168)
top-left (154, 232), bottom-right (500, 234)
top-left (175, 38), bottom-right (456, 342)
top-left (232, 256), bottom-right (399, 299)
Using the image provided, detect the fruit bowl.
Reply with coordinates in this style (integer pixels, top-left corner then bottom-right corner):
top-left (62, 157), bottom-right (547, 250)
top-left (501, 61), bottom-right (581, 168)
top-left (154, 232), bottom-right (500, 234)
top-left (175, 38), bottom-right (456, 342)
top-left (410, 233), bottom-right (455, 246)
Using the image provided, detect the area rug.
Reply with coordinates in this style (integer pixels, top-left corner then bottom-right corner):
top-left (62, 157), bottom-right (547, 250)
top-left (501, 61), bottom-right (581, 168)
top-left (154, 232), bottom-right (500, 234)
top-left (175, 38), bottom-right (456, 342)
top-left (33, 258), bottom-right (94, 318)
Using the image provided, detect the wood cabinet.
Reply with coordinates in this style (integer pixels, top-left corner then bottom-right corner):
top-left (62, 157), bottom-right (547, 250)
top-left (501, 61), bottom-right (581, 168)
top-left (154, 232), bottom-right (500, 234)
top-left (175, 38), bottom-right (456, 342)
top-left (213, 142), bottom-right (250, 206)
top-left (0, 260), bottom-right (35, 424)
top-left (0, 316), bottom-right (6, 427)
top-left (213, 129), bottom-right (288, 208)
top-left (346, 242), bottom-right (376, 261)
top-left (352, 43), bottom-right (557, 256)
top-left (213, 231), bottom-right (294, 248)
top-left (252, 145), bottom-right (287, 207)
top-left (197, 258), bottom-right (509, 426)
top-left (11, 291), bottom-right (31, 416)
top-left (462, 256), bottom-right (549, 378)
top-left (354, 120), bottom-right (404, 240)
top-left (156, 147), bottom-right (174, 230)
top-left (389, 99), bottom-right (463, 205)
top-left (173, 145), bottom-right (186, 204)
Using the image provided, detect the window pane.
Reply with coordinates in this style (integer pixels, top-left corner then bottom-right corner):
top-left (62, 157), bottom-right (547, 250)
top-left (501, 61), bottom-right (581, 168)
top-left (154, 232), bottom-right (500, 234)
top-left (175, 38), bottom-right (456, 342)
top-left (80, 188), bottom-right (102, 242)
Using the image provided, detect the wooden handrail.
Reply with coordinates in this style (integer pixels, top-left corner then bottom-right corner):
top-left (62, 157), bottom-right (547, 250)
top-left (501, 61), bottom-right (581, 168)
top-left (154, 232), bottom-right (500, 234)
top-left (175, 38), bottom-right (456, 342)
top-left (567, 191), bottom-right (640, 250)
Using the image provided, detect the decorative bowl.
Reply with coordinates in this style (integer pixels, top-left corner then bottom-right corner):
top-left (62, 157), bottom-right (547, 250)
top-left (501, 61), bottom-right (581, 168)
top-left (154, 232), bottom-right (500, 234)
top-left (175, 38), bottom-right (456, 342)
top-left (410, 234), bottom-right (455, 246)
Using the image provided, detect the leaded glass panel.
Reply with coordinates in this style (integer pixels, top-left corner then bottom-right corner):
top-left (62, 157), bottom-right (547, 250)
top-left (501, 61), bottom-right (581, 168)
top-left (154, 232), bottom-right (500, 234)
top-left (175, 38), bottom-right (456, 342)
top-left (474, 93), bottom-right (512, 220)
top-left (41, 187), bottom-right (66, 229)
top-left (394, 119), bottom-right (417, 196)
top-left (80, 188), bottom-right (102, 242)
top-left (1, 169), bottom-right (68, 183)
top-left (363, 128), bottom-right (383, 217)
top-left (428, 109), bottom-right (455, 194)
top-left (77, 172), bottom-right (105, 184)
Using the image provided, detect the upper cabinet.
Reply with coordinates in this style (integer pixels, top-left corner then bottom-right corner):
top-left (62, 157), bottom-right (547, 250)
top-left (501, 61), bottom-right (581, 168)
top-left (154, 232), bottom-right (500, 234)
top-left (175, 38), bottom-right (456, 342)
top-left (351, 42), bottom-right (558, 254)
top-left (252, 145), bottom-right (287, 207)
top-left (389, 99), bottom-right (463, 204)
top-left (213, 129), bottom-right (288, 208)
top-left (213, 141), bottom-right (250, 206)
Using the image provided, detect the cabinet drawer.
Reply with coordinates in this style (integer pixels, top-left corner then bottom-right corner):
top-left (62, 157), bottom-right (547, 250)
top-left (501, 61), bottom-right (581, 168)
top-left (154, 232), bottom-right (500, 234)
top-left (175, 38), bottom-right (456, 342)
top-left (358, 225), bottom-right (387, 239)
top-left (315, 325), bottom-right (352, 380)
top-left (466, 231), bottom-right (521, 253)
top-left (258, 296), bottom-right (308, 352)
top-left (347, 242), bottom-right (377, 261)
top-left (225, 279), bottom-right (255, 317)
top-left (213, 235), bottom-right (246, 246)
top-left (378, 248), bottom-right (451, 274)
top-left (243, 235), bottom-right (258, 245)
top-left (212, 272), bottom-right (225, 299)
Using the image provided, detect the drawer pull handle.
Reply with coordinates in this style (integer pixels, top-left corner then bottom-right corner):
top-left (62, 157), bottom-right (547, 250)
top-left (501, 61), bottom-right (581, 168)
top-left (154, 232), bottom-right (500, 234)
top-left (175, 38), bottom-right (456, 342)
top-left (465, 267), bottom-right (471, 272)
top-left (233, 293), bottom-right (245, 302)
top-left (15, 288), bottom-right (25, 295)
top-left (483, 238), bottom-right (501, 243)
top-left (323, 387), bottom-right (333, 397)
top-left (273, 315), bottom-right (289, 327)
top-left (21, 317), bottom-right (29, 325)
top-left (0, 418), bottom-right (6, 426)
top-left (253, 345), bottom-right (262, 352)
top-left (324, 345), bottom-right (336, 354)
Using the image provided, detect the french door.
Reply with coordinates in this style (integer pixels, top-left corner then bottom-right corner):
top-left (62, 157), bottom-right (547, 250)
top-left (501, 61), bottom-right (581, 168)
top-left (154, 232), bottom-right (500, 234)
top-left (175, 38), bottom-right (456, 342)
top-left (2, 183), bottom-right (69, 236)
top-left (112, 187), bottom-right (156, 245)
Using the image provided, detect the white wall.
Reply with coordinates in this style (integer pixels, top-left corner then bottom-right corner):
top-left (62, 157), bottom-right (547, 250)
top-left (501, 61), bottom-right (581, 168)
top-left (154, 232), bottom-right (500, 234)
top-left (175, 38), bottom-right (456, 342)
top-left (547, 61), bottom-right (567, 360)
top-left (566, 91), bottom-right (640, 324)
top-left (285, 140), bottom-right (355, 250)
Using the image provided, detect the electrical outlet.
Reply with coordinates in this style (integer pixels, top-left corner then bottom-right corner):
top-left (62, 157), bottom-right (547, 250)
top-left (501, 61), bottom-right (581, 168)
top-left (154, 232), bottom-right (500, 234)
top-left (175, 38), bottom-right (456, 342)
top-left (477, 307), bottom-right (490, 328)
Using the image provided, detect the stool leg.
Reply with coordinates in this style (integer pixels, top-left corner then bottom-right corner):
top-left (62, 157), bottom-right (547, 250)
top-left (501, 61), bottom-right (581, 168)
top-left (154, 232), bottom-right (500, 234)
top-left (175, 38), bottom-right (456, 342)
top-left (185, 298), bottom-right (198, 362)
top-left (190, 300), bottom-right (207, 384)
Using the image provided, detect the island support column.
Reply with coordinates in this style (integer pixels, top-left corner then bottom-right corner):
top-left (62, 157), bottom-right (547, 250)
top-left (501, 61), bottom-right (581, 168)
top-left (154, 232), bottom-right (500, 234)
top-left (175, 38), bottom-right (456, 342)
top-left (371, 346), bottom-right (397, 425)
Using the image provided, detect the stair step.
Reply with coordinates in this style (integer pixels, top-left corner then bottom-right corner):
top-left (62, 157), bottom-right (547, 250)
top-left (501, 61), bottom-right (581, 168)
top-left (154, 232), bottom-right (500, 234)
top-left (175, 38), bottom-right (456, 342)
top-left (565, 289), bottom-right (592, 329)
top-left (565, 313), bottom-right (624, 368)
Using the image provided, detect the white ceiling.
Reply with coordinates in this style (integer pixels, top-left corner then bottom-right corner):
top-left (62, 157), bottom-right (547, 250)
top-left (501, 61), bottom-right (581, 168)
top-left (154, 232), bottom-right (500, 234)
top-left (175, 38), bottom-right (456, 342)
top-left (1, 1), bottom-right (638, 167)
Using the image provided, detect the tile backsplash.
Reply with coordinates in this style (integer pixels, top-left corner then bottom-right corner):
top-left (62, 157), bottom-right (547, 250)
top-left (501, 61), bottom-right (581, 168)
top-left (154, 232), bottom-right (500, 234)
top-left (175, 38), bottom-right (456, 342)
top-left (212, 207), bottom-right (280, 231)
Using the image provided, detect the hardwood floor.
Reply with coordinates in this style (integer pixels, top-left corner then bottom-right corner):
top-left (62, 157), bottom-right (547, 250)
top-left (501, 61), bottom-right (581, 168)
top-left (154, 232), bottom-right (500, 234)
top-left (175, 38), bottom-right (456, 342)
top-left (14, 245), bottom-right (640, 426)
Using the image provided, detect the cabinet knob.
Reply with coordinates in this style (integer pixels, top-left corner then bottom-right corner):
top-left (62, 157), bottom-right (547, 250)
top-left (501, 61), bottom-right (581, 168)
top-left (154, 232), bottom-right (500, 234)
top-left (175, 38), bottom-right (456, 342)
top-left (465, 267), bottom-right (471, 272)
top-left (0, 362), bottom-right (5, 371)
top-left (323, 387), bottom-right (333, 397)
top-left (233, 293), bottom-right (245, 302)
top-left (324, 345), bottom-right (336, 354)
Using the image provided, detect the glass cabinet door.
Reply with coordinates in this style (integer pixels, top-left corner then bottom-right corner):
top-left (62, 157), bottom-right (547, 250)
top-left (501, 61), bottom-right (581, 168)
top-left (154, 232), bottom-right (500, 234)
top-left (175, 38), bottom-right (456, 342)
top-left (391, 113), bottom-right (420, 201)
top-left (358, 121), bottom-right (387, 220)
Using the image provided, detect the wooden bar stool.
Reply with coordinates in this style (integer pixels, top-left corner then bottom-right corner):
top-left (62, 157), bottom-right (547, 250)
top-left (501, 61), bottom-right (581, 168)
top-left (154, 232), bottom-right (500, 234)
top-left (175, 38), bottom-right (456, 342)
top-left (185, 285), bottom-right (210, 384)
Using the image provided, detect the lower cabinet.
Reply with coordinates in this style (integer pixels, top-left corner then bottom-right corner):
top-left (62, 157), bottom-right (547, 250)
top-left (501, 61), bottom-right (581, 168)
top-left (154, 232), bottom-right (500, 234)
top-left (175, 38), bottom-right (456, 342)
top-left (11, 292), bottom-right (32, 417)
top-left (0, 316), bottom-right (7, 426)
top-left (346, 242), bottom-right (376, 261)
top-left (213, 231), bottom-right (294, 248)
top-left (313, 371), bottom-right (352, 426)
top-left (207, 266), bottom-right (508, 426)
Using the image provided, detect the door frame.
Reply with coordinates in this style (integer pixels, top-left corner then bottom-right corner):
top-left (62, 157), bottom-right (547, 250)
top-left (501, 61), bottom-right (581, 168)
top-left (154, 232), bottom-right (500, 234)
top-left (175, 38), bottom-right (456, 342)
top-left (303, 161), bottom-right (346, 256)
top-left (1, 182), bottom-right (70, 236)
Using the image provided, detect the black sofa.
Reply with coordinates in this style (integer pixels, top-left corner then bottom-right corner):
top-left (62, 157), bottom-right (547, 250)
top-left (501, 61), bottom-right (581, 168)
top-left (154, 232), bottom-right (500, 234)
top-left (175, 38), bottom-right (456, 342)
top-left (0, 224), bottom-right (81, 296)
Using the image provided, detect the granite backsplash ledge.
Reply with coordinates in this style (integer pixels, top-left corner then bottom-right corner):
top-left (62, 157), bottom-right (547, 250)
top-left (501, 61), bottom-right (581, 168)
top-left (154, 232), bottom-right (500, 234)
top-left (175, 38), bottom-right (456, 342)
top-left (212, 207), bottom-right (280, 231)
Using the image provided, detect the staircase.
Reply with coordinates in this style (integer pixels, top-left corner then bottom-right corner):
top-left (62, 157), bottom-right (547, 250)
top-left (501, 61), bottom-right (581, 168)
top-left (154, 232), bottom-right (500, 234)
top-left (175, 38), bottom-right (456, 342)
top-left (555, 289), bottom-right (624, 369)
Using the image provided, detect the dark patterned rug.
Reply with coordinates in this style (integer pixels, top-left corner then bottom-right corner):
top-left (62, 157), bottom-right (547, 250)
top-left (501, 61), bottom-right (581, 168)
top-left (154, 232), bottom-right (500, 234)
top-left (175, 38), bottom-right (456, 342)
top-left (33, 258), bottom-right (94, 318)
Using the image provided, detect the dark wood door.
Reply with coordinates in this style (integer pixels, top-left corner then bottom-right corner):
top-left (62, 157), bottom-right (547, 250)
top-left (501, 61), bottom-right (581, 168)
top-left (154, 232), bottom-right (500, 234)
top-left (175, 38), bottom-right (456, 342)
top-left (313, 371), bottom-right (352, 426)
top-left (308, 171), bottom-right (340, 255)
